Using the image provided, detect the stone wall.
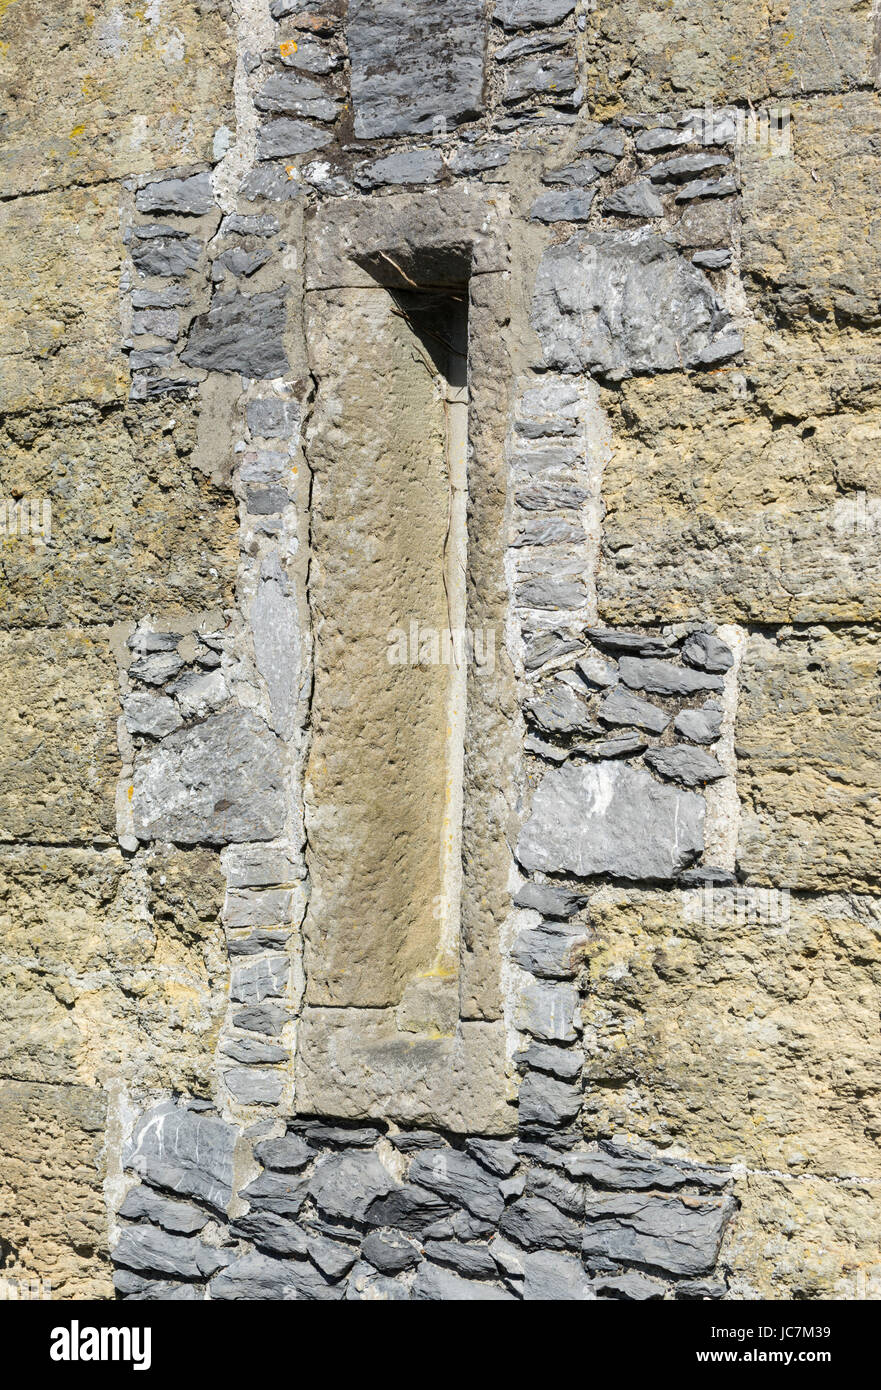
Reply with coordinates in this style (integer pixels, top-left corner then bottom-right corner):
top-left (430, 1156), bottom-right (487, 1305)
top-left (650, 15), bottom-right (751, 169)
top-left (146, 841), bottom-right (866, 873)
top-left (1, 0), bottom-right (880, 1301)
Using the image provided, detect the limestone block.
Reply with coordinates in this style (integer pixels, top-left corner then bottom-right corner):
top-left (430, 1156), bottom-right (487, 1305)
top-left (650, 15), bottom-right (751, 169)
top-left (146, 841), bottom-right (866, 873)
top-left (0, 1079), bottom-right (110, 1299)
top-left (0, 0), bottom-right (235, 198)
top-left (736, 628), bottom-right (881, 891)
top-left (295, 1010), bottom-right (515, 1134)
top-left (0, 846), bottom-right (227, 1092)
top-left (0, 629), bottom-right (119, 845)
top-left (724, 1172), bottom-right (881, 1300)
top-left (581, 888), bottom-right (881, 1178)
top-left (0, 402), bottom-right (238, 626)
top-left (0, 185), bottom-right (126, 412)
top-left (596, 367), bottom-right (881, 625)
top-left (742, 95), bottom-right (881, 329)
top-left (581, 0), bottom-right (873, 114)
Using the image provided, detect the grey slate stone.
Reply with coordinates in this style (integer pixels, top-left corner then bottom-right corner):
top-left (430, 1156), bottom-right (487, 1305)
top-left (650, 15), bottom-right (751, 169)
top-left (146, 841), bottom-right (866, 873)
top-left (449, 143), bottom-right (511, 174)
top-left (246, 397), bottom-right (299, 440)
top-left (240, 1170), bottom-right (309, 1218)
top-left (678, 865), bottom-right (736, 887)
top-left (117, 1185), bottom-right (208, 1235)
top-left (634, 125), bottom-right (694, 153)
top-left (413, 1263), bottom-right (513, 1300)
top-left (408, 1151), bottom-right (504, 1223)
top-left (522, 1250), bottom-right (595, 1300)
top-left (220, 1037), bottom-right (288, 1064)
top-left (692, 248), bottom-right (732, 270)
top-left (619, 656), bottom-right (724, 696)
top-left (465, 1138), bottom-right (519, 1177)
top-left (223, 1067), bottom-right (285, 1105)
top-left (230, 954), bottom-right (290, 1005)
top-left (361, 1230), bottom-right (421, 1274)
top-left (517, 761), bottom-right (704, 881)
top-left (576, 654), bottom-right (618, 688)
top-left (114, 1223), bottom-right (229, 1281)
top-left (129, 651), bottom-right (183, 684)
top-left (136, 172), bottom-right (214, 216)
top-left (512, 517), bottom-right (585, 546)
top-left (306, 1232), bottom-right (359, 1280)
top-left (232, 1003), bottom-right (288, 1035)
top-left (450, 1210), bottom-right (496, 1241)
top-left (603, 180), bottom-right (664, 218)
top-left (365, 1184), bottom-right (456, 1232)
top-left (518, 1071), bottom-right (581, 1127)
top-left (586, 731), bottom-right (648, 758)
top-left (309, 1152), bottom-right (398, 1223)
top-left (210, 1252), bottom-right (341, 1300)
top-left (681, 631), bottom-right (734, 672)
top-left (542, 159), bottom-right (602, 188)
top-left (355, 149), bottom-right (445, 189)
top-left (499, 1195), bottom-right (581, 1251)
top-left (131, 708), bottom-right (285, 846)
top-left (597, 687), bottom-right (669, 735)
top-left (131, 234), bottom-right (201, 278)
top-left (224, 891), bottom-right (293, 931)
top-left (514, 1040), bottom-right (583, 1080)
top-left (348, 0), bottom-right (486, 139)
top-left (586, 627), bottom-right (674, 657)
top-left (255, 72), bottom-right (340, 121)
top-left (254, 1133), bottom-right (313, 1172)
top-left (511, 922), bottom-right (588, 979)
top-left (132, 286), bottom-right (191, 309)
top-left (582, 1193), bottom-right (736, 1277)
top-left (525, 680), bottom-right (599, 736)
top-left (676, 175), bottom-right (738, 201)
top-left (290, 1121), bottom-right (383, 1148)
top-left (593, 1270), bottom-right (666, 1299)
top-left (256, 117), bottom-right (332, 159)
top-left (229, 1210), bottom-right (310, 1257)
top-left (526, 1167), bottom-right (584, 1216)
top-left (504, 56), bottom-right (577, 104)
top-left (251, 559), bottom-right (301, 740)
top-left (513, 881), bottom-right (587, 918)
top-left (131, 308), bottom-right (180, 338)
top-left (346, 1262), bottom-right (412, 1300)
top-left (423, 1240), bottom-right (499, 1281)
top-left (578, 125), bottom-right (628, 157)
top-left (123, 692), bottom-right (182, 738)
top-left (647, 153), bottom-right (731, 183)
top-left (645, 746), bottom-right (725, 787)
top-left (564, 1144), bottom-right (730, 1192)
top-left (515, 978), bottom-right (579, 1042)
top-left (494, 0), bottom-right (575, 30)
top-left (673, 707), bottom-right (723, 745)
top-left (126, 1103), bottom-right (236, 1213)
top-left (181, 289), bottom-right (288, 379)
top-left (530, 189), bottom-right (595, 223)
top-left (532, 229), bottom-right (739, 381)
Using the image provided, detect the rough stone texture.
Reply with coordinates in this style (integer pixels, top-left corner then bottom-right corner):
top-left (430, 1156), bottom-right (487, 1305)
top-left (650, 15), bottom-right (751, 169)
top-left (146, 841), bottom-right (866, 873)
top-left (125, 1103), bottom-right (237, 1213)
top-left (736, 629), bottom-right (881, 891)
top-left (348, 0), bottom-right (486, 138)
top-left (182, 291), bottom-right (289, 379)
top-left (581, 889), bottom-right (881, 1186)
top-left (532, 231), bottom-right (740, 382)
top-left (517, 762), bottom-right (704, 881)
top-left (0, 0), bottom-right (236, 198)
top-left (132, 709), bottom-right (286, 846)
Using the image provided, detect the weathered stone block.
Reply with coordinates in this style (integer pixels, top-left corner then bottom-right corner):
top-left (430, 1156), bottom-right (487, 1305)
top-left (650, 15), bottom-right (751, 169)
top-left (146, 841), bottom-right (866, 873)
top-left (582, 1192), bottom-right (736, 1277)
top-left (132, 708), bottom-right (286, 846)
top-left (736, 628), bottom-right (881, 890)
top-left (348, 0), bottom-right (486, 138)
top-left (581, 888), bottom-right (881, 1177)
top-left (517, 762), bottom-right (704, 881)
top-left (0, 0), bottom-right (235, 198)
top-left (182, 290), bottom-right (289, 379)
top-left (531, 230), bottom-right (740, 382)
top-left (125, 1103), bottom-right (237, 1213)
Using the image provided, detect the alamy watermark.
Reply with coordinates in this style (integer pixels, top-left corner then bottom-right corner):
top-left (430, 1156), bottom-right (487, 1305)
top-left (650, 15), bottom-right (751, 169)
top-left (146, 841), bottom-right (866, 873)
top-left (0, 497), bottom-right (51, 543)
top-left (695, 104), bottom-right (791, 157)
top-left (387, 620), bottom-right (496, 673)
top-left (0, 1274), bottom-right (52, 1299)
top-left (682, 886), bottom-right (791, 927)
